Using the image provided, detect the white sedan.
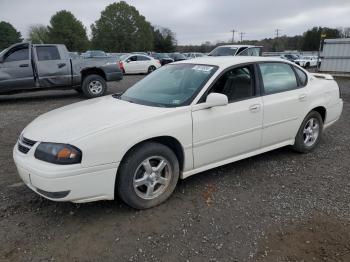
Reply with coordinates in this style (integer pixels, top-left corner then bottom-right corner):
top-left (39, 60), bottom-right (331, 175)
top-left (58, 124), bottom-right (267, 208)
top-left (295, 56), bottom-right (320, 68)
top-left (13, 57), bottom-right (343, 209)
top-left (119, 54), bottom-right (161, 74)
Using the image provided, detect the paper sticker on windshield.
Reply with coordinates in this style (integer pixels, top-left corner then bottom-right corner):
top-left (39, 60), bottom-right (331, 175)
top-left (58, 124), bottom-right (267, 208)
top-left (192, 65), bottom-right (214, 72)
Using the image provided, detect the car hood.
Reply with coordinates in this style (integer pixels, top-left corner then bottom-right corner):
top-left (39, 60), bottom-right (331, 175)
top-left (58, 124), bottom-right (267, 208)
top-left (23, 95), bottom-right (170, 143)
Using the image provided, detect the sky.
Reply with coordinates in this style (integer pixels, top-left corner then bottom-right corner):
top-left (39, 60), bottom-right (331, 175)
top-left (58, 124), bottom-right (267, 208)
top-left (0, 0), bottom-right (349, 45)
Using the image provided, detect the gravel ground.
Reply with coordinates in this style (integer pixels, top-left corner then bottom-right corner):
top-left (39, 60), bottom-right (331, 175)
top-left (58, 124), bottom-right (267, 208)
top-left (0, 75), bottom-right (349, 262)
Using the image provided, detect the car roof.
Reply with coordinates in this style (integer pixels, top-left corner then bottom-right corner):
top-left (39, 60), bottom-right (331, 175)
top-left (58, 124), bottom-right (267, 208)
top-left (214, 45), bottom-right (256, 48)
top-left (173, 56), bottom-right (291, 67)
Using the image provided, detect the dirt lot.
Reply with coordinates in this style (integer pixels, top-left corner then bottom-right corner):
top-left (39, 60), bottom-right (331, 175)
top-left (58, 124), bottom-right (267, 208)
top-left (0, 75), bottom-right (349, 262)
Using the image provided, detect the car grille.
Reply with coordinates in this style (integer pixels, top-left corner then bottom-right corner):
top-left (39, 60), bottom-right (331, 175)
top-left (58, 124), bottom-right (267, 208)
top-left (18, 136), bottom-right (37, 154)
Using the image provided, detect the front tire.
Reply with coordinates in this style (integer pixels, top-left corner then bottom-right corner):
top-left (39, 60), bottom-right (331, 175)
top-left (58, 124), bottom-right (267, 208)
top-left (117, 142), bottom-right (179, 209)
top-left (82, 74), bottom-right (107, 98)
top-left (292, 111), bottom-right (323, 153)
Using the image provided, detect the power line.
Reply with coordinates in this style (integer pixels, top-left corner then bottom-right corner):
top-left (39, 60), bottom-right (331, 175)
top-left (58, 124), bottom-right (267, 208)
top-left (239, 32), bottom-right (246, 42)
top-left (230, 29), bottom-right (236, 43)
top-left (275, 29), bottom-right (282, 38)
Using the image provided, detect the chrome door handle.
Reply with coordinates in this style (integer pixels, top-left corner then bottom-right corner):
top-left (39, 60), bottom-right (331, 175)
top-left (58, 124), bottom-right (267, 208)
top-left (299, 94), bottom-right (307, 101)
top-left (249, 104), bottom-right (261, 112)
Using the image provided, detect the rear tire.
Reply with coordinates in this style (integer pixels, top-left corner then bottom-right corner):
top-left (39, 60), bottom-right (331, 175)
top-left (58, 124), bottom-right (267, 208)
top-left (305, 62), bottom-right (310, 69)
top-left (147, 66), bottom-right (156, 74)
top-left (117, 142), bottom-right (179, 209)
top-left (292, 111), bottom-right (323, 153)
top-left (82, 74), bottom-right (107, 98)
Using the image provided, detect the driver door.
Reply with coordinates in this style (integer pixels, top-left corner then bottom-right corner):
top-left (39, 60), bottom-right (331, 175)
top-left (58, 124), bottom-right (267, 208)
top-left (0, 43), bottom-right (35, 92)
top-left (191, 64), bottom-right (263, 168)
top-left (124, 55), bottom-right (140, 73)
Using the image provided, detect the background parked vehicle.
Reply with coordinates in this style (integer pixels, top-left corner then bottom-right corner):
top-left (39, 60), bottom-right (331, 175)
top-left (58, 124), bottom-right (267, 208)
top-left (280, 53), bottom-right (300, 62)
top-left (150, 53), bottom-right (174, 66)
top-left (119, 54), bottom-right (161, 74)
top-left (208, 45), bottom-right (262, 57)
top-left (186, 52), bottom-right (205, 59)
top-left (0, 43), bottom-right (123, 98)
top-left (167, 53), bottom-right (187, 61)
top-left (81, 50), bottom-right (108, 59)
top-left (295, 56), bottom-right (320, 68)
top-left (68, 52), bottom-right (81, 59)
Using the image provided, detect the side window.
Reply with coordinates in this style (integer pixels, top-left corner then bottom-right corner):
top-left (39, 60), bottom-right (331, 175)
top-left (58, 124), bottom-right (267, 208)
top-left (128, 56), bottom-right (137, 62)
top-left (4, 46), bottom-right (29, 62)
top-left (36, 46), bottom-right (60, 61)
top-left (294, 67), bottom-right (308, 86)
top-left (259, 63), bottom-right (298, 95)
top-left (137, 56), bottom-right (151, 61)
top-left (238, 47), bottom-right (261, 56)
top-left (209, 65), bottom-right (255, 102)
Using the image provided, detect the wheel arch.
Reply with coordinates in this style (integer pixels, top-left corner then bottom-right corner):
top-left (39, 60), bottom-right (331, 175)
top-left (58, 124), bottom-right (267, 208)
top-left (310, 106), bottom-right (326, 123)
top-left (118, 136), bottom-right (185, 173)
top-left (81, 67), bottom-right (107, 82)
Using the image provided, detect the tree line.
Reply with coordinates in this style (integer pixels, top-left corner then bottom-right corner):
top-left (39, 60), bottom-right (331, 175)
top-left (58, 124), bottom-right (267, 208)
top-left (0, 1), bottom-right (176, 52)
top-left (0, 1), bottom-right (349, 53)
top-left (178, 27), bottom-right (347, 53)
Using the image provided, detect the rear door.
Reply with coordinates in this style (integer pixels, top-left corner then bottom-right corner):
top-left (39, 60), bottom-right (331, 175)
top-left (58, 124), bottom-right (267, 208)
top-left (258, 62), bottom-right (309, 147)
top-left (0, 43), bottom-right (35, 92)
top-left (137, 55), bottom-right (152, 73)
top-left (34, 45), bottom-right (71, 87)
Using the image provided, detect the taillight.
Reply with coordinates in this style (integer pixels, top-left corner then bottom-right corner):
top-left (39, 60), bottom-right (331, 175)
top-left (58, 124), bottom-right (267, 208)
top-left (156, 60), bottom-right (161, 64)
top-left (118, 61), bottom-right (125, 73)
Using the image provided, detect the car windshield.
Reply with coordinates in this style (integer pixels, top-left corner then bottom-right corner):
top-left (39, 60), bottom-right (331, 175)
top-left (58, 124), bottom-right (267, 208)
top-left (155, 53), bottom-right (170, 59)
top-left (120, 54), bottom-right (130, 60)
top-left (0, 48), bottom-right (8, 57)
top-left (209, 47), bottom-right (238, 56)
top-left (119, 64), bottom-right (218, 107)
top-left (175, 53), bottom-right (186, 59)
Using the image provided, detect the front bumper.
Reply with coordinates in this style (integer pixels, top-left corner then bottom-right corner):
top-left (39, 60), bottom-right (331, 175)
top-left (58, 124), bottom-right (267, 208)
top-left (13, 143), bottom-right (119, 203)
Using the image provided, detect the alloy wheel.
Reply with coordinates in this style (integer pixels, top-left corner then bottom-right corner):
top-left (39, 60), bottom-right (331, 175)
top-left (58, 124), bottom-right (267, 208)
top-left (303, 117), bottom-right (320, 147)
top-left (133, 156), bottom-right (171, 200)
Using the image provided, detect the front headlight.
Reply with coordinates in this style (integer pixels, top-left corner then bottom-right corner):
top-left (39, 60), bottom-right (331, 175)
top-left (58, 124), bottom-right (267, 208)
top-left (34, 143), bottom-right (82, 165)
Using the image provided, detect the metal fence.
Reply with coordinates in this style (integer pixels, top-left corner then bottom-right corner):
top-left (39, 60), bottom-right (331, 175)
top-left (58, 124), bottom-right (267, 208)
top-left (320, 38), bottom-right (350, 75)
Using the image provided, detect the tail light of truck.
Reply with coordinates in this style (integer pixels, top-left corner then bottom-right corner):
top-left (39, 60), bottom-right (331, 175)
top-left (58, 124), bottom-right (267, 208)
top-left (118, 61), bottom-right (125, 73)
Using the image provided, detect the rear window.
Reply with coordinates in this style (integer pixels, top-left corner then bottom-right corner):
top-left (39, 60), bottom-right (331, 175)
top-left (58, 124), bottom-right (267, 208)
top-left (209, 47), bottom-right (238, 56)
top-left (36, 46), bottom-right (60, 61)
top-left (259, 63), bottom-right (298, 95)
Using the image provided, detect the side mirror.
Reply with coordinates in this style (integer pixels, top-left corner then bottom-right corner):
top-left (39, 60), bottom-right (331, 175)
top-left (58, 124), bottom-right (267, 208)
top-left (126, 59), bottom-right (131, 63)
top-left (205, 93), bottom-right (228, 108)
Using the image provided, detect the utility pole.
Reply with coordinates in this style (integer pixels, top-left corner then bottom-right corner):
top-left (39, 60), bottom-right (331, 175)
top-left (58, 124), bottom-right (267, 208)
top-left (275, 29), bottom-right (282, 38)
top-left (230, 29), bottom-right (236, 43)
top-left (240, 32), bottom-right (246, 42)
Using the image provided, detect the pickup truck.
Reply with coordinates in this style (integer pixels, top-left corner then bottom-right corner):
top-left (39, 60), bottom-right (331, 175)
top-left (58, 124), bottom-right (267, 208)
top-left (0, 43), bottom-right (123, 98)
